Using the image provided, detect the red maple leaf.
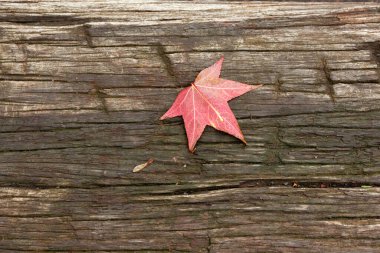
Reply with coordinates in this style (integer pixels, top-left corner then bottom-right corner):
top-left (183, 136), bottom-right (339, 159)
top-left (160, 57), bottom-right (262, 152)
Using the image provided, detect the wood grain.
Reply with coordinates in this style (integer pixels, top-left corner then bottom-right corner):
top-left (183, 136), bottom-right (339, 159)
top-left (0, 1), bottom-right (379, 252)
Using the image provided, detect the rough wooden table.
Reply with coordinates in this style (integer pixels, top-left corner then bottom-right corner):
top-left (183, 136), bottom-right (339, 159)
top-left (1, 1), bottom-right (380, 252)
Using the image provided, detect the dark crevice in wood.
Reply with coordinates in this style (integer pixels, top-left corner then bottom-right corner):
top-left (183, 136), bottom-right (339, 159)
top-left (254, 180), bottom-right (380, 189)
top-left (89, 83), bottom-right (109, 113)
top-left (367, 41), bottom-right (380, 65)
top-left (154, 43), bottom-right (181, 87)
top-left (0, 15), bottom-right (94, 26)
top-left (0, 145), bottom-right (129, 153)
top-left (240, 19), bottom-right (345, 30)
top-left (263, 127), bottom-right (285, 165)
top-left (246, 108), bottom-right (380, 120)
top-left (82, 24), bottom-right (94, 48)
top-left (1, 178), bottom-right (379, 191)
top-left (321, 58), bottom-right (336, 103)
top-left (326, 216), bottom-right (380, 220)
top-left (8, 108), bottom-right (102, 113)
top-left (165, 49), bottom-right (357, 54)
top-left (206, 233), bottom-right (212, 253)
top-left (0, 126), bottom-right (84, 134)
top-left (0, 214), bottom-right (73, 218)
top-left (64, 216), bottom-right (80, 243)
top-left (275, 124), bottom-right (380, 130)
top-left (273, 76), bottom-right (285, 104)
top-left (17, 43), bottom-right (29, 73)
top-left (366, 41), bottom-right (380, 84)
top-left (0, 74), bottom-right (59, 81)
top-left (0, 182), bottom-right (178, 190)
top-left (149, 181), bottom-right (380, 196)
top-left (274, 75), bottom-right (283, 98)
top-left (334, 6), bottom-right (380, 17)
top-left (0, 249), bottom-right (159, 252)
top-left (276, 161), bottom-right (377, 166)
top-left (0, 98), bottom-right (48, 105)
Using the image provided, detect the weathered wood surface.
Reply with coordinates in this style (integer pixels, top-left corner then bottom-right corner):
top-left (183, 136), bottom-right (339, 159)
top-left (0, 1), bottom-right (380, 252)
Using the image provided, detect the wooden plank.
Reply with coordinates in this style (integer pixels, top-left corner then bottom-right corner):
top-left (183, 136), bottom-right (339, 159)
top-left (0, 187), bottom-right (379, 252)
top-left (0, 1), bottom-right (379, 252)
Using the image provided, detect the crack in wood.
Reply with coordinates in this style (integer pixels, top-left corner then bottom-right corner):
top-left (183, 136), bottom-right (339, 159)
top-left (321, 57), bottom-right (336, 103)
top-left (357, 40), bottom-right (380, 84)
top-left (326, 215), bottom-right (380, 220)
top-left (275, 75), bottom-right (283, 99)
top-left (155, 43), bottom-right (180, 87)
top-left (0, 144), bottom-right (129, 154)
top-left (147, 180), bottom-right (380, 196)
top-left (89, 83), bottom-right (109, 113)
top-left (369, 41), bottom-right (380, 84)
top-left (17, 43), bottom-right (29, 73)
top-left (206, 233), bottom-right (212, 253)
top-left (0, 14), bottom-right (93, 26)
top-left (82, 24), bottom-right (94, 48)
top-left (367, 41), bottom-right (380, 66)
top-left (165, 49), bottom-right (357, 55)
top-left (239, 180), bottom-right (380, 189)
top-left (64, 216), bottom-right (80, 242)
top-left (264, 126), bottom-right (287, 165)
top-left (1, 181), bottom-right (379, 193)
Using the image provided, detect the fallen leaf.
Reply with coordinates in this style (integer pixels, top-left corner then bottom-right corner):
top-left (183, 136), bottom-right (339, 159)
top-left (132, 159), bottom-right (154, 173)
top-left (160, 56), bottom-right (262, 152)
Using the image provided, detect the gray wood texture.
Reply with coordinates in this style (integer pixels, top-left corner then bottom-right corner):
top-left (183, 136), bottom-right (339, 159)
top-left (0, 1), bottom-right (380, 252)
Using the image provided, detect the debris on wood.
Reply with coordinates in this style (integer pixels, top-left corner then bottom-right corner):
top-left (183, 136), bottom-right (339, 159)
top-left (132, 159), bottom-right (154, 173)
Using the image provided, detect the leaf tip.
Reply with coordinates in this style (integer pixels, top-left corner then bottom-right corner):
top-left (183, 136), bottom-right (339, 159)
top-left (189, 147), bottom-right (197, 153)
top-left (218, 55), bottom-right (225, 65)
top-left (250, 84), bottom-right (263, 90)
top-left (188, 142), bottom-right (197, 153)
